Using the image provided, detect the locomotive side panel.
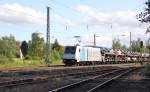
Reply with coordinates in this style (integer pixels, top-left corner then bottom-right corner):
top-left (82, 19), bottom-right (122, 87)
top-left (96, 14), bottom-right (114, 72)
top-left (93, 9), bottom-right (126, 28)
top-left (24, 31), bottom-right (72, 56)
top-left (87, 47), bottom-right (102, 62)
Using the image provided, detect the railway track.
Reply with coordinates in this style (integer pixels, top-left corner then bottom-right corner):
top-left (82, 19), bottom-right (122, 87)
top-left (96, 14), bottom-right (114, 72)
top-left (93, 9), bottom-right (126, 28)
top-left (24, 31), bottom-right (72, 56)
top-left (0, 68), bottom-right (117, 88)
top-left (0, 63), bottom-right (140, 78)
top-left (49, 67), bottom-right (137, 92)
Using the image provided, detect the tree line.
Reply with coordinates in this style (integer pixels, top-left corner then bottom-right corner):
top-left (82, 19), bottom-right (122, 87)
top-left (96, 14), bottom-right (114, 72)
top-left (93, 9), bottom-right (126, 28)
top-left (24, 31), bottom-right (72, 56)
top-left (112, 38), bottom-right (150, 53)
top-left (0, 34), bottom-right (64, 64)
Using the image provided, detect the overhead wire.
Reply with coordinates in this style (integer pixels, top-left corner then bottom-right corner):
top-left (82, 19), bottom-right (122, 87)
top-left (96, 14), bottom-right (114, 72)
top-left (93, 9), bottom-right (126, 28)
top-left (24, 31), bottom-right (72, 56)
top-left (47, 0), bottom-right (90, 31)
top-left (48, 0), bottom-right (145, 32)
top-left (50, 0), bottom-right (114, 30)
top-left (0, 0), bottom-right (143, 32)
top-left (48, 0), bottom-right (148, 46)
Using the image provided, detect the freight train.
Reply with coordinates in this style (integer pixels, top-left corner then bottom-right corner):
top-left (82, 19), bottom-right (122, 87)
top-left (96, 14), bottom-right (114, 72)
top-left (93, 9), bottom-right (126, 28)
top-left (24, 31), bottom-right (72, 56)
top-left (63, 46), bottom-right (149, 65)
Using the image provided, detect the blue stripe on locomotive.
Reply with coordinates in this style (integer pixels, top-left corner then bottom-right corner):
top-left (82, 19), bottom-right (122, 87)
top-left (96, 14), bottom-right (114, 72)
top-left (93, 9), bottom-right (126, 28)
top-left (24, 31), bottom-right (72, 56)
top-left (82, 47), bottom-right (86, 64)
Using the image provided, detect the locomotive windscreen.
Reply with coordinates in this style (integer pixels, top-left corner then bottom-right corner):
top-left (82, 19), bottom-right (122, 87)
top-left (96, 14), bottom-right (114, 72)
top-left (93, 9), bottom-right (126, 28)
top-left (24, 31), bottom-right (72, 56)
top-left (64, 46), bottom-right (76, 54)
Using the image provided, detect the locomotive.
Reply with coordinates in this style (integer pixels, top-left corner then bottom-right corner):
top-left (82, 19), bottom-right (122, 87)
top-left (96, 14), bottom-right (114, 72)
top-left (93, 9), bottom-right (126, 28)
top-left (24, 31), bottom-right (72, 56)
top-left (63, 46), bottom-right (102, 65)
top-left (63, 46), bottom-right (149, 65)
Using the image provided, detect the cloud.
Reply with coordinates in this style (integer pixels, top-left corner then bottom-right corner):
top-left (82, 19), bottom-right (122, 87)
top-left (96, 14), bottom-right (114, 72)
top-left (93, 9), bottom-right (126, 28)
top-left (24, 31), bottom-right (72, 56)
top-left (0, 3), bottom-right (74, 26)
top-left (74, 5), bottom-right (149, 47)
top-left (75, 5), bottom-right (141, 28)
top-left (0, 3), bottom-right (45, 25)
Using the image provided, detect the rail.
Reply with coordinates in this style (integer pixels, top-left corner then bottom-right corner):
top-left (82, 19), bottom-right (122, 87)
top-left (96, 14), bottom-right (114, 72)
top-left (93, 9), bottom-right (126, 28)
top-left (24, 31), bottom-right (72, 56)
top-left (49, 67), bottom-right (137, 92)
top-left (0, 68), bottom-right (117, 88)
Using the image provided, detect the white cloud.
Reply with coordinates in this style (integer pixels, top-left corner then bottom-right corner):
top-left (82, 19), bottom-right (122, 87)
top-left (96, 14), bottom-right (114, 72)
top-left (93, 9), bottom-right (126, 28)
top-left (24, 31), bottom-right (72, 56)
top-left (0, 3), bottom-right (45, 25)
top-left (75, 5), bottom-right (141, 28)
top-left (0, 3), bottom-right (74, 26)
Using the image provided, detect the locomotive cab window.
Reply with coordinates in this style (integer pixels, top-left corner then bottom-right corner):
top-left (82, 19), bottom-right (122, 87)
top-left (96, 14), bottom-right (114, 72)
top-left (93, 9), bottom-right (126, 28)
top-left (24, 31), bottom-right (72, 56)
top-left (64, 46), bottom-right (76, 54)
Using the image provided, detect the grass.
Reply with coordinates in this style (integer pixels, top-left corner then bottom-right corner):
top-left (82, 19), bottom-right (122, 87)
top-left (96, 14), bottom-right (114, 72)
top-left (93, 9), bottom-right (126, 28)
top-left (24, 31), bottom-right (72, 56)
top-left (0, 58), bottom-right (63, 69)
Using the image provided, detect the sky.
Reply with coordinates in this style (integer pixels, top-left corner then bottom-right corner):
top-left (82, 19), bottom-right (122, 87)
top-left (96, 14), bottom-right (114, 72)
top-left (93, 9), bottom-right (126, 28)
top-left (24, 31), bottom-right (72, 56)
top-left (0, 0), bottom-right (149, 48)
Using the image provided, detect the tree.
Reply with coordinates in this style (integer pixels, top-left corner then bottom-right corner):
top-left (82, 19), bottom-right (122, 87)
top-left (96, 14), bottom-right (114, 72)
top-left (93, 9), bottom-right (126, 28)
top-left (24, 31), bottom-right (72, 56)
top-left (52, 39), bottom-right (60, 51)
top-left (0, 35), bottom-right (18, 58)
top-left (121, 45), bottom-right (129, 51)
top-left (146, 39), bottom-right (150, 53)
top-left (29, 35), bottom-right (45, 59)
top-left (112, 38), bottom-right (121, 49)
top-left (137, 0), bottom-right (150, 33)
top-left (131, 38), bottom-right (142, 52)
top-left (20, 41), bottom-right (28, 58)
top-left (52, 39), bottom-right (64, 56)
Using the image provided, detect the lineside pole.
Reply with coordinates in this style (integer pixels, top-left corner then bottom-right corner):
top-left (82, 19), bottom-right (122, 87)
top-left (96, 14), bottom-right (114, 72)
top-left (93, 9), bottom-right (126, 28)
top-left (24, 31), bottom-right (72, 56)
top-left (94, 34), bottom-right (96, 47)
top-left (46, 6), bottom-right (51, 65)
top-left (130, 32), bottom-right (131, 53)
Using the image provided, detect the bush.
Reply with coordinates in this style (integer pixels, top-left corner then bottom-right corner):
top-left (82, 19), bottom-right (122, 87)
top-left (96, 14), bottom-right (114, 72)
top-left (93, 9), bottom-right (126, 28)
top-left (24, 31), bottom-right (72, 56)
top-left (51, 51), bottom-right (61, 61)
top-left (143, 64), bottom-right (150, 78)
top-left (43, 50), bottom-right (63, 65)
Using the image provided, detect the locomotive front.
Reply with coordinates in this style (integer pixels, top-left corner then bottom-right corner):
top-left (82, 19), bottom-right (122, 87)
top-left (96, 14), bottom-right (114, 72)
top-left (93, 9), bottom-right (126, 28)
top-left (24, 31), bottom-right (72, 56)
top-left (63, 46), bottom-right (77, 65)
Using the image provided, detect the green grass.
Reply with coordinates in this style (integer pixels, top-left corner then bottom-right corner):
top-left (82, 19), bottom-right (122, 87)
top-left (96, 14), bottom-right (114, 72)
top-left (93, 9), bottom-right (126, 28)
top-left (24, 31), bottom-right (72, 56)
top-left (0, 58), bottom-right (63, 69)
top-left (51, 60), bottom-right (64, 65)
